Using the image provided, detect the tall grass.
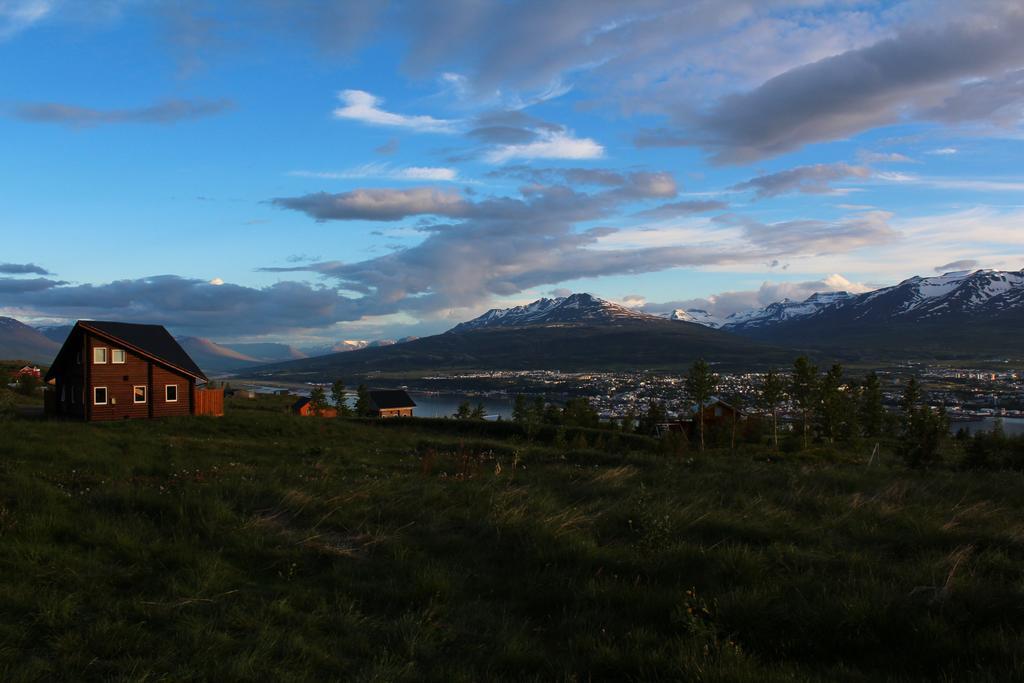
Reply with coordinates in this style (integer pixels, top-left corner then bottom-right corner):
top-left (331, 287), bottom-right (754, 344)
top-left (1, 399), bottom-right (1023, 680)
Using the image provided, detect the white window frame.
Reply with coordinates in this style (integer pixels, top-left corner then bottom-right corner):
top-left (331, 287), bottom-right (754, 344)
top-left (133, 385), bottom-right (147, 404)
top-left (94, 386), bottom-right (108, 405)
top-left (93, 347), bottom-right (108, 364)
top-left (165, 384), bottom-right (178, 402)
top-left (112, 349), bottom-right (127, 364)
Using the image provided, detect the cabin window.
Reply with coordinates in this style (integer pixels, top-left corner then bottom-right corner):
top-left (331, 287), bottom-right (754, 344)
top-left (714, 407), bottom-right (723, 417)
top-left (165, 384), bottom-right (178, 402)
top-left (134, 385), bottom-right (147, 403)
top-left (60, 385), bottom-right (66, 402)
top-left (76, 352), bottom-right (81, 365)
top-left (93, 347), bottom-right (108, 364)
top-left (112, 349), bottom-right (126, 364)
top-left (94, 387), bottom-right (108, 405)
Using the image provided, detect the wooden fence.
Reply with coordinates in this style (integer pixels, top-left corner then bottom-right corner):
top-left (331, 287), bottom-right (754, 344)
top-left (194, 388), bottom-right (224, 417)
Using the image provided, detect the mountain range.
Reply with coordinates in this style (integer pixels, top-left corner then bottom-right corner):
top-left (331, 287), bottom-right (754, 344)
top-left (715, 269), bottom-right (1024, 358)
top-left (3, 269), bottom-right (1022, 374)
top-left (244, 293), bottom-right (790, 379)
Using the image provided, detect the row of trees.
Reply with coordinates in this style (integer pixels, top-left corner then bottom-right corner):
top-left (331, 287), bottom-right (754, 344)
top-left (305, 380), bottom-right (375, 417)
top-left (505, 357), bottom-right (948, 463)
top-left (307, 362), bottom-right (949, 465)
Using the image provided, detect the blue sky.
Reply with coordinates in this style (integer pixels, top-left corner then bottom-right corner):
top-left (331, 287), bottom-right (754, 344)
top-left (1, 0), bottom-right (1023, 343)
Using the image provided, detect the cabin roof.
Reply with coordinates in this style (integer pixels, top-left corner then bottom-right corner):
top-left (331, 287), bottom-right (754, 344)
top-left (292, 397), bottom-right (311, 410)
top-left (46, 320), bottom-right (207, 382)
top-left (368, 389), bottom-right (416, 410)
top-left (691, 396), bottom-right (744, 415)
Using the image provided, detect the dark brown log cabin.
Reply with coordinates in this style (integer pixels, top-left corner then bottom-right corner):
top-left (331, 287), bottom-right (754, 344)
top-left (44, 321), bottom-right (209, 421)
top-left (368, 390), bottom-right (416, 418)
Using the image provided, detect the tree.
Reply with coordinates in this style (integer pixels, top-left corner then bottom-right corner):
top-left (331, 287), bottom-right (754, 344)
top-left (453, 400), bottom-right (472, 419)
top-left (308, 386), bottom-right (327, 417)
top-left (330, 380), bottom-right (351, 417)
top-left (620, 408), bottom-right (638, 434)
top-left (722, 390), bottom-right (745, 451)
top-left (17, 373), bottom-right (39, 396)
top-left (562, 397), bottom-right (599, 429)
top-left (542, 402), bottom-right (563, 425)
top-left (761, 368), bottom-right (785, 450)
top-left (816, 364), bottom-right (845, 444)
top-left (512, 395), bottom-right (529, 423)
top-left (897, 377), bottom-right (947, 467)
top-left (355, 384), bottom-right (372, 417)
top-left (0, 387), bottom-right (15, 420)
top-left (470, 402), bottom-right (487, 420)
top-left (685, 359), bottom-right (718, 451)
top-left (638, 401), bottom-right (667, 436)
top-left (901, 376), bottom-right (925, 419)
top-left (859, 372), bottom-right (885, 439)
top-left (791, 356), bottom-right (819, 449)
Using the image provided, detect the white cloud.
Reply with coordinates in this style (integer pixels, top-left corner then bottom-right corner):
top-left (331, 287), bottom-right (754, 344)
top-left (0, 0), bottom-right (51, 40)
top-left (291, 164), bottom-right (458, 182)
top-left (398, 166), bottom-right (458, 181)
top-left (209, 277), bottom-right (225, 286)
top-left (876, 171), bottom-right (1024, 192)
top-left (858, 150), bottom-right (917, 164)
top-left (332, 89), bottom-right (459, 133)
top-left (485, 129), bottom-right (604, 163)
top-left (927, 147), bottom-right (959, 155)
top-left (642, 273), bottom-right (873, 319)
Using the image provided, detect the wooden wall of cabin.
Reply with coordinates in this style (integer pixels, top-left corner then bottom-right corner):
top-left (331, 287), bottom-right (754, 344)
top-left (151, 365), bottom-right (192, 417)
top-left (86, 334), bottom-right (152, 421)
top-left (81, 333), bottom-right (194, 421)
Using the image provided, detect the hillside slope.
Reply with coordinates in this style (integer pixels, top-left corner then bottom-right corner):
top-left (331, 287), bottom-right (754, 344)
top-left (0, 317), bottom-right (60, 363)
top-left (243, 316), bottom-right (790, 380)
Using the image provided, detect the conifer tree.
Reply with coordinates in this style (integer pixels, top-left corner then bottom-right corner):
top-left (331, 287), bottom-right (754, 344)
top-left (761, 368), bottom-right (785, 450)
top-left (355, 384), bottom-right (372, 417)
top-left (308, 386), bottom-right (327, 417)
top-left (685, 359), bottom-right (718, 452)
top-left (791, 356), bottom-right (819, 449)
top-left (817, 364), bottom-right (845, 444)
top-left (331, 379), bottom-right (351, 417)
top-left (859, 371), bottom-right (885, 438)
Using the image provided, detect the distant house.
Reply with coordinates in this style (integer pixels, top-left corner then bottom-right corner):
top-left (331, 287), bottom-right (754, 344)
top-left (12, 365), bottom-right (41, 380)
top-left (44, 320), bottom-right (222, 420)
top-left (292, 397), bottom-right (338, 418)
top-left (368, 390), bottom-right (416, 418)
top-left (658, 398), bottom-right (747, 439)
top-left (691, 397), bottom-right (746, 425)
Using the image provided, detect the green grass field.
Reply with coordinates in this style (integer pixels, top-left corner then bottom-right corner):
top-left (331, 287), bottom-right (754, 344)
top-left (2, 396), bottom-right (1023, 681)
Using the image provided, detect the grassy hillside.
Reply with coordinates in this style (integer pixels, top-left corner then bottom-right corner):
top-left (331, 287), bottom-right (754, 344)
top-left (247, 320), bottom-right (794, 381)
top-left (2, 401), bottom-right (1024, 680)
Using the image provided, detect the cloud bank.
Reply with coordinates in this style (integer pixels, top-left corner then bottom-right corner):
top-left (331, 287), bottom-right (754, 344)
top-left (11, 98), bottom-right (234, 126)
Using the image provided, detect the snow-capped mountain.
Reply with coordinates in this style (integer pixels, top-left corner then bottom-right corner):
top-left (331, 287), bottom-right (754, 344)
top-left (450, 293), bottom-right (656, 332)
top-left (724, 270), bottom-right (1023, 331)
top-left (664, 308), bottom-right (725, 328)
top-left (837, 269), bottom-right (1024, 322)
top-left (725, 269), bottom-right (1024, 356)
top-left (721, 291), bottom-right (855, 332)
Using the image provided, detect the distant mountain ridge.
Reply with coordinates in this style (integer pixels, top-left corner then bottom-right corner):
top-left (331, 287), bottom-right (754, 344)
top-left (451, 293), bottom-right (655, 332)
top-left (724, 269), bottom-right (1024, 357)
top-left (0, 317), bottom-right (60, 364)
top-left (244, 293), bottom-right (788, 379)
